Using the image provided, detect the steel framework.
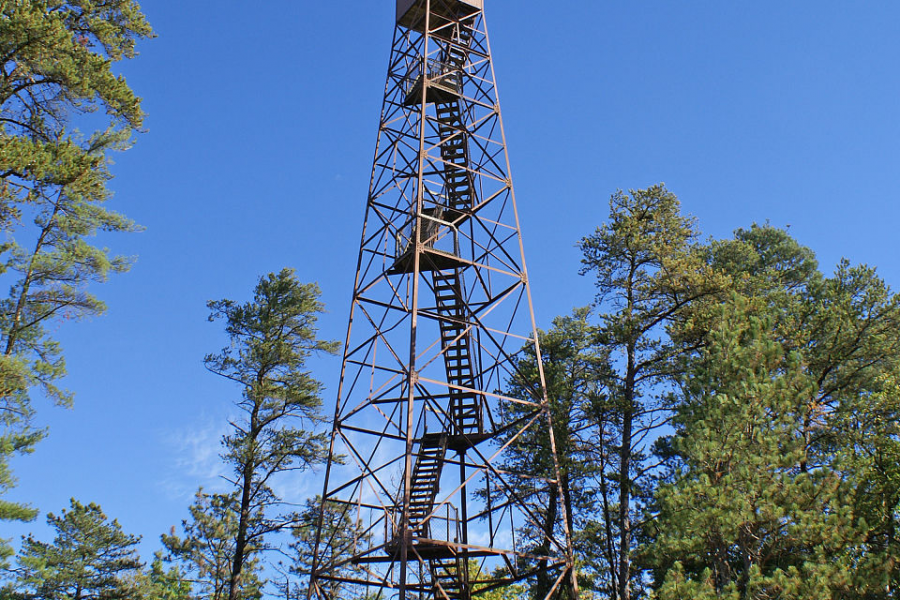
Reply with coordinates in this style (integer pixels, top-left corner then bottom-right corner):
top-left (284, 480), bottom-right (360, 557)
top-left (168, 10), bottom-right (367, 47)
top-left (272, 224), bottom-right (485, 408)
top-left (309, 2), bottom-right (577, 599)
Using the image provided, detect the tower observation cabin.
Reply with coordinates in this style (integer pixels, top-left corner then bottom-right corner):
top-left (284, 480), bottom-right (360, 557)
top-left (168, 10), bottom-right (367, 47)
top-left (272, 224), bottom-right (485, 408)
top-left (398, 0), bottom-right (482, 107)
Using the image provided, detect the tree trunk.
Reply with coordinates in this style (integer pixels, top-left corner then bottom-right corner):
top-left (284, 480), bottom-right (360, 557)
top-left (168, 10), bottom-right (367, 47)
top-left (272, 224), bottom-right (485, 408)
top-left (535, 483), bottom-right (559, 600)
top-left (617, 341), bottom-right (636, 600)
top-left (229, 396), bottom-right (262, 600)
top-left (560, 469), bottom-right (577, 600)
top-left (595, 411), bottom-right (619, 600)
top-left (228, 462), bottom-right (254, 600)
top-left (4, 197), bottom-right (59, 357)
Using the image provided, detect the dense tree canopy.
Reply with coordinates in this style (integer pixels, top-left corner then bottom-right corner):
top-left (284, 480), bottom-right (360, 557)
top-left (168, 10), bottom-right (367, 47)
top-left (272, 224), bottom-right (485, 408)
top-left (0, 0), bottom-right (152, 551)
top-left (4, 499), bottom-right (144, 599)
top-left (645, 226), bottom-right (900, 598)
top-left (496, 190), bottom-right (900, 600)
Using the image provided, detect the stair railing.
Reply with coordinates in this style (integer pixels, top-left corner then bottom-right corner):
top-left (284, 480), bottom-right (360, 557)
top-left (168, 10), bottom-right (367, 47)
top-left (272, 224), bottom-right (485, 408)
top-left (425, 502), bottom-right (460, 544)
top-left (403, 56), bottom-right (463, 99)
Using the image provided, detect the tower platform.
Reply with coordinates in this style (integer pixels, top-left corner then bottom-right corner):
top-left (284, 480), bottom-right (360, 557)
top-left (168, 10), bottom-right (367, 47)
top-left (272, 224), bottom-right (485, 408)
top-left (397, 0), bottom-right (483, 33)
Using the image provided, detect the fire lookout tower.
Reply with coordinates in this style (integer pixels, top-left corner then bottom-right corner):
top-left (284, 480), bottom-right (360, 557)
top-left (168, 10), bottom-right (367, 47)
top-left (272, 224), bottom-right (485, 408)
top-left (309, 2), bottom-right (577, 599)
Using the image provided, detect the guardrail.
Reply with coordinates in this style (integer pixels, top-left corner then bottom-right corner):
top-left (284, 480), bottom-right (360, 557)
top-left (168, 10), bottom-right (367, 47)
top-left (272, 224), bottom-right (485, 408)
top-left (404, 57), bottom-right (463, 98)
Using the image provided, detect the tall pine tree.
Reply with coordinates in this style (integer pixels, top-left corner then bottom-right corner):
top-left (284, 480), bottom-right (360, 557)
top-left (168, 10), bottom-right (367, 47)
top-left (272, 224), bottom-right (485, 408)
top-left (578, 185), bottom-right (720, 600)
top-left (5, 499), bottom-right (144, 599)
top-left (648, 226), bottom-right (900, 598)
top-left (203, 269), bottom-right (338, 600)
top-left (0, 0), bottom-right (152, 548)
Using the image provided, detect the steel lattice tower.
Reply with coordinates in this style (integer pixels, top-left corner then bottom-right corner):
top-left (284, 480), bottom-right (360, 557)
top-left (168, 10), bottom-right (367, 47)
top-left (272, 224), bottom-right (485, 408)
top-left (309, 2), bottom-right (577, 599)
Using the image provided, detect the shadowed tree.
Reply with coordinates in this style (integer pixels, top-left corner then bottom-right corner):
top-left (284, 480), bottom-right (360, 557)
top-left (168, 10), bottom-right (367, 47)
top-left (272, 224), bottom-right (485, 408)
top-left (498, 308), bottom-right (609, 599)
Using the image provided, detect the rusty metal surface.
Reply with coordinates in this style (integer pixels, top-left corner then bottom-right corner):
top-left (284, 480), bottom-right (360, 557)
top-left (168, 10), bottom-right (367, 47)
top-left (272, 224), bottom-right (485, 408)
top-left (398, 0), bottom-right (484, 30)
top-left (308, 2), bottom-right (577, 600)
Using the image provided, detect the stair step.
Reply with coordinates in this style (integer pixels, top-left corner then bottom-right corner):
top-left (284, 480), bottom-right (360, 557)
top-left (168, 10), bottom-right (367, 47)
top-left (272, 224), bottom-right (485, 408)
top-left (444, 338), bottom-right (470, 358)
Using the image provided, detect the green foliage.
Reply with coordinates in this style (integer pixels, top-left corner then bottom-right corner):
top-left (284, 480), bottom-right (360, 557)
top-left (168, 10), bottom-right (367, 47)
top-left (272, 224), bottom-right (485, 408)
top-left (282, 496), bottom-right (370, 599)
top-left (124, 556), bottom-right (193, 600)
top-left (500, 307), bottom-right (609, 598)
top-left (202, 268), bottom-right (338, 599)
top-left (161, 489), bottom-right (263, 600)
top-left (137, 557), bottom-right (194, 600)
top-left (499, 191), bottom-right (900, 600)
top-left (3, 498), bottom-right (144, 599)
top-left (488, 189), bottom-right (900, 600)
top-left (647, 225), bottom-right (900, 598)
top-left (205, 269), bottom-right (339, 484)
top-left (649, 297), bottom-right (860, 598)
top-left (0, 0), bottom-right (152, 548)
top-left (577, 185), bottom-right (722, 600)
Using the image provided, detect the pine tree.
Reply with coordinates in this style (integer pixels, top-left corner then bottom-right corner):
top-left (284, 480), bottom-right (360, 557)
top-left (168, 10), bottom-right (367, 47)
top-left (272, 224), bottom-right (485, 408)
top-left (499, 308), bottom-right (609, 599)
top-left (647, 226), bottom-right (900, 598)
top-left (284, 496), bottom-right (370, 599)
top-left (840, 372), bottom-right (900, 596)
top-left (577, 185), bottom-right (720, 600)
top-left (648, 297), bottom-right (864, 598)
top-left (0, 0), bottom-right (152, 548)
top-left (161, 490), bottom-right (264, 600)
top-left (132, 557), bottom-right (194, 600)
top-left (5, 499), bottom-right (144, 599)
top-left (203, 269), bottom-right (339, 600)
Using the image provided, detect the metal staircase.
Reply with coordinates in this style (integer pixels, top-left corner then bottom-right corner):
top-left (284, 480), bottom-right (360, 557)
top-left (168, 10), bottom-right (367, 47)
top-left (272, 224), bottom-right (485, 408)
top-left (431, 555), bottom-right (468, 600)
top-left (393, 12), bottom-right (481, 556)
top-left (435, 102), bottom-right (472, 221)
top-left (432, 270), bottom-right (482, 438)
top-left (435, 19), bottom-right (475, 221)
top-left (390, 8), bottom-right (486, 599)
top-left (407, 433), bottom-right (449, 538)
top-left (423, 19), bottom-right (478, 600)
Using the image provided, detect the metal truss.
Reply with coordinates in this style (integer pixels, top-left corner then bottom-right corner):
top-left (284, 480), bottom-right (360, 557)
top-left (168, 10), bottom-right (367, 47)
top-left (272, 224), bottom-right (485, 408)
top-left (309, 2), bottom-right (577, 599)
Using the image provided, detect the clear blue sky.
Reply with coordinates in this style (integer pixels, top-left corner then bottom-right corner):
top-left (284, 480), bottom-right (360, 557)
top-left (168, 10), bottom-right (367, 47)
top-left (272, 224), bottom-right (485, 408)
top-left (8, 0), bottom-right (900, 565)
